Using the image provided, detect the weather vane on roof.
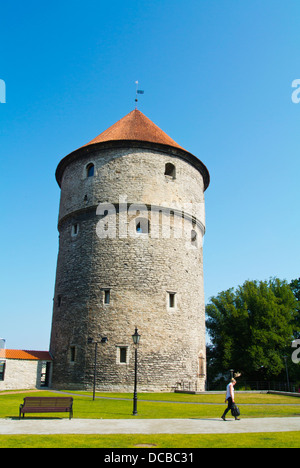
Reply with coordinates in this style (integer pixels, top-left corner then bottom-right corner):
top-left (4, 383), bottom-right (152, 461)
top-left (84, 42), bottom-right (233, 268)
top-left (135, 81), bottom-right (144, 109)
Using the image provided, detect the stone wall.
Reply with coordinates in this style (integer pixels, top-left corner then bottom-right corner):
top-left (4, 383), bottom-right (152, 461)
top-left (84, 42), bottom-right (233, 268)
top-left (50, 143), bottom-right (207, 391)
top-left (58, 147), bottom-right (205, 221)
top-left (0, 360), bottom-right (44, 390)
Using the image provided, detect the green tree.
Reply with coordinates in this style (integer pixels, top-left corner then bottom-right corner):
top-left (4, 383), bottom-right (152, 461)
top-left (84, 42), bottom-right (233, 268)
top-left (289, 278), bottom-right (300, 339)
top-left (206, 278), bottom-right (298, 381)
top-left (289, 278), bottom-right (300, 385)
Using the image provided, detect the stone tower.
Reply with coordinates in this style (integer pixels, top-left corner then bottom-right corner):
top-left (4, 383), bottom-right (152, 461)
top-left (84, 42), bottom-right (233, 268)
top-left (50, 109), bottom-right (210, 391)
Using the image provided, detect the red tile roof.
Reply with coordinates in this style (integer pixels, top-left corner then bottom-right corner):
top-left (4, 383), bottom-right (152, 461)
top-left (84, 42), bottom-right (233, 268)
top-left (80, 109), bottom-right (185, 151)
top-left (0, 349), bottom-right (52, 360)
top-left (55, 108), bottom-right (210, 191)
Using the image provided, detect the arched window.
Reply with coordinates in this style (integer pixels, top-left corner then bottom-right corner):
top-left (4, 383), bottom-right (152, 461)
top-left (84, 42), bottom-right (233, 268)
top-left (86, 163), bottom-right (94, 178)
top-left (164, 163), bottom-right (176, 179)
top-left (168, 291), bottom-right (176, 309)
top-left (136, 218), bottom-right (150, 234)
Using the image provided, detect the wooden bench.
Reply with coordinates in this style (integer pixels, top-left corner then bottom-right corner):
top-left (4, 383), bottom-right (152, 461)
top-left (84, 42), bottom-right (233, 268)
top-left (19, 397), bottom-right (73, 420)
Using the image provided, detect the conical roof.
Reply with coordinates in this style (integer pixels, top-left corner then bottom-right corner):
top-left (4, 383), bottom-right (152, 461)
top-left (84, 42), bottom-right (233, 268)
top-left (56, 109), bottom-right (210, 190)
top-left (81, 109), bottom-right (185, 151)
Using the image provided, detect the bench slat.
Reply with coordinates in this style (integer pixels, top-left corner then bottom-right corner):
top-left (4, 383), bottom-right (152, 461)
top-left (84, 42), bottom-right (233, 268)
top-left (22, 398), bottom-right (72, 406)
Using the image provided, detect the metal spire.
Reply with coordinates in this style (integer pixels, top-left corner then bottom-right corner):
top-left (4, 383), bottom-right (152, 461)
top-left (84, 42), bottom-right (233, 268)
top-left (135, 80), bottom-right (144, 108)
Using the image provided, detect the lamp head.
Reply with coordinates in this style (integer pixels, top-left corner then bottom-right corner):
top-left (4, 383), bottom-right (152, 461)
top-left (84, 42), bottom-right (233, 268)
top-left (132, 327), bottom-right (141, 345)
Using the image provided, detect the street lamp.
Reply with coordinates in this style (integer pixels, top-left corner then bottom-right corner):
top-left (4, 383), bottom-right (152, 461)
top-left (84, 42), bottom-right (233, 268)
top-left (132, 327), bottom-right (141, 416)
top-left (87, 336), bottom-right (108, 400)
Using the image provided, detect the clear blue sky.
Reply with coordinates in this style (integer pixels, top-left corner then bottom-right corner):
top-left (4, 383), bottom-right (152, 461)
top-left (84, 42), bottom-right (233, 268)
top-left (1, 0), bottom-right (299, 350)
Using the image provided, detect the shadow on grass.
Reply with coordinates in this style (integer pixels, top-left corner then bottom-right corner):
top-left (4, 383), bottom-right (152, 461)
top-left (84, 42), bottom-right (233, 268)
top-left (190, 417), bottom-right (228, 421)
top-left (9, 416), bottom-right (67, 420)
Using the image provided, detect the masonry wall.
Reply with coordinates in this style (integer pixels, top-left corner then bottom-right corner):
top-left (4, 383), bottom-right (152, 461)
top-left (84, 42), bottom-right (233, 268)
top-left (50, 144), bottom-right (207, 391)
top-left (0, 360), bottom-right (45, 391)
top-left (57, 147), bottom-right (205, 220)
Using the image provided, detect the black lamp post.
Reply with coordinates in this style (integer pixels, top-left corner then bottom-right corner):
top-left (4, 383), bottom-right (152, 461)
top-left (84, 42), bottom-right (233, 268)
top-left (132, 327), bottom-right (141, 416)
top-left (87, 336), bottom-right (108, 400)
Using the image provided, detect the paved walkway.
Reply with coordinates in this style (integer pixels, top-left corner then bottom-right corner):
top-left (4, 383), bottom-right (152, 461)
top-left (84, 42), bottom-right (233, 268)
top-left (0, 417), bottom-right (299, 435)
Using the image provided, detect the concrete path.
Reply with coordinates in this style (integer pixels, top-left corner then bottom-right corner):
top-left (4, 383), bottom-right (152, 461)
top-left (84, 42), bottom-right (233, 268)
top-left (0, 417), bottom-right (299, 435)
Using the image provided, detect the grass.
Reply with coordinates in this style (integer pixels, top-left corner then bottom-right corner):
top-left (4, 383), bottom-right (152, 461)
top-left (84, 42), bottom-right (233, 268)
top-left (62, 390), bottom-right (299, 404)
top-left (0, 390), bottom-right (299, 447)
top-left (1, 432), bottom-right (300, 448)
top-left (1, 390), bottom-right (299, 419)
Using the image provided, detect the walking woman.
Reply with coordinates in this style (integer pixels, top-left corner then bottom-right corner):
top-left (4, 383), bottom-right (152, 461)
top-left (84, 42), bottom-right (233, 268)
top-left (221, 378), bottom-right (240, 421)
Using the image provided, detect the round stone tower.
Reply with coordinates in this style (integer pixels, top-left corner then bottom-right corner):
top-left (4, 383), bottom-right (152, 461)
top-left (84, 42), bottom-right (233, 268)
top-left (50, 109), bottom-right (210, 391)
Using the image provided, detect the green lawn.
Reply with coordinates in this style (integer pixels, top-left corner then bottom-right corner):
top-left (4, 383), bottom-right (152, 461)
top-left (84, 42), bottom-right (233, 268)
top-left (1, 390), bottom-right (298, 419)
top-left (0, 390), bottom-right (299, 448)
top-left (1, 432), bottom-right (300, 448)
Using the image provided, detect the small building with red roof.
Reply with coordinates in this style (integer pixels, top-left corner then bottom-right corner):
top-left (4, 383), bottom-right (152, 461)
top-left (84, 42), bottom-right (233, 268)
top-left (0, 349), bottom-right (52, 391)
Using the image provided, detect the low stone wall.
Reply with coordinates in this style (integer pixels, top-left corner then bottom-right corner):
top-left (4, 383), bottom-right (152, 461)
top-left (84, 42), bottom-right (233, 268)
top-left (0, 359), bottom-right (43, 391)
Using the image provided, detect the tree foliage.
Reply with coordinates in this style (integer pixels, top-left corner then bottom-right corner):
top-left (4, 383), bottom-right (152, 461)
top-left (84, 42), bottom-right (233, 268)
top-left (289, 278), bottom-right (300, 339)
top-left (206, 278), bottom-right (299, 381)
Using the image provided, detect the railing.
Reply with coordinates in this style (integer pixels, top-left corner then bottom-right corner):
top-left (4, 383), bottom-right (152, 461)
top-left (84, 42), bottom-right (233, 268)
top-left (172, 379), bottom-right (299, 393)
top-left (207, 380), bottom-right (299, 392)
